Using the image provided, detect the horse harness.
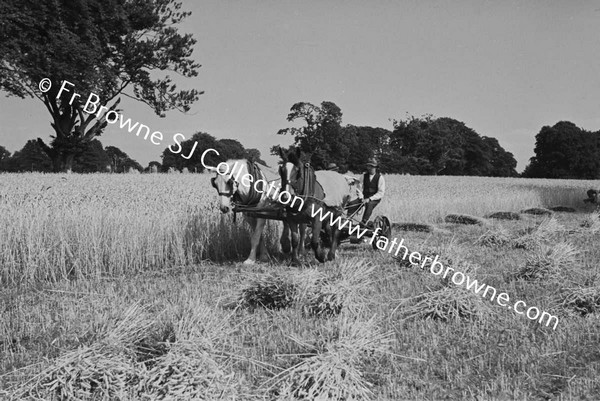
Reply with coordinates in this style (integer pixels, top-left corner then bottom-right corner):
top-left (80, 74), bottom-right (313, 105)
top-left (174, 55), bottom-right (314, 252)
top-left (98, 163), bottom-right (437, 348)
top-left (296, 163), bottom-right (318, 199)
top-left (289, 162), bottom-right (346, 213)
top-left (237, 161), bottom-right (264, 206)
top-left (211, 161), bottom-right (274, 222)
top-left (211, 161), bottom-right (263, 203)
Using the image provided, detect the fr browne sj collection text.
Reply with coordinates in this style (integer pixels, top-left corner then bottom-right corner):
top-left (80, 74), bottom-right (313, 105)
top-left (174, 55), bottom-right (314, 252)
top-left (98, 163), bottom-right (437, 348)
top-left (38, 78), bottom-right (201, 159)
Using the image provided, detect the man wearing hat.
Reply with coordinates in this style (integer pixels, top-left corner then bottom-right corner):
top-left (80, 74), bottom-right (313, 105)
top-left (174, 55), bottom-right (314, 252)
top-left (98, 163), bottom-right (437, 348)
top-left (361, 158), bottom-right (385, 224)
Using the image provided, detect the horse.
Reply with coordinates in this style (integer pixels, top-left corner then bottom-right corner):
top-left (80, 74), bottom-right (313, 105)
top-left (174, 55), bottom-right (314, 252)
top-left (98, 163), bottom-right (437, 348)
top-left (208, 159), bottom-right (307, 265)
top-left (279, 148), bottom-right (363, 262)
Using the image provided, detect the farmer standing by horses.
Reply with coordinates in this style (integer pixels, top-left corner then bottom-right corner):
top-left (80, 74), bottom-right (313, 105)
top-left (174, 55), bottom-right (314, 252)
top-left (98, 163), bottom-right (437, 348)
top-left (361, 158), bottom-right (385, 225)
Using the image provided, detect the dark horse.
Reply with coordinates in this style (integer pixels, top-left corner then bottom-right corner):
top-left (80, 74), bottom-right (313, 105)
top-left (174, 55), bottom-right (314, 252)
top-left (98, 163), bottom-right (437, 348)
top-left (279, 148), bottom-right (360, 263)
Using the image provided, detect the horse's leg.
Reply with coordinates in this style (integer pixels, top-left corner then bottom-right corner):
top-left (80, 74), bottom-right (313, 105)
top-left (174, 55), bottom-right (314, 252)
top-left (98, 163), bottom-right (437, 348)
top-left (289, 221), bottom-right (301, 266)
top-left (280, 221), bottom-right (291, 254)
top-left (327, 223), bottom-right (341, 261)
top-left (244, 217), bottom-right (265, 265)
top-left (311, 218), bottom-right (326, 263)
top-left (327, 209), bottom-right (344, 261)
top-left (243, 216), bottom-right (257, 264)
top-left (298, 223), bottom-right (307, 256)
top-left (258, 219), bottom-right (269, 262)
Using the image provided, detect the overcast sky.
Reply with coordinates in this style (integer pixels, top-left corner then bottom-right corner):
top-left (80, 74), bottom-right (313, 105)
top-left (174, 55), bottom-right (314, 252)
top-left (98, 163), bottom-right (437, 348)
top-left (1, 0), bottom-right (599, 172)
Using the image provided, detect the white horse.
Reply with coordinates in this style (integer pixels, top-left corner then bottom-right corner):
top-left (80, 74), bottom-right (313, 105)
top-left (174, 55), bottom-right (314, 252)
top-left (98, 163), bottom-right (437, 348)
top-left (208, 159), bottom-right (306, 265)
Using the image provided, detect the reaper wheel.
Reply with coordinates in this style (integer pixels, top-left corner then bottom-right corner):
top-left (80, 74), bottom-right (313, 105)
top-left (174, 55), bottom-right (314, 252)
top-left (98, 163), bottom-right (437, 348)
top-left (371, 215), bottom-right (392, 250)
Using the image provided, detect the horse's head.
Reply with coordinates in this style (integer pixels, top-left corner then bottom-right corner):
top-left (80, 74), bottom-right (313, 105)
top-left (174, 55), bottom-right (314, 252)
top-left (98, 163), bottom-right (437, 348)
top-left (210, 159), bottom-right (262, 212)
top-left (278, 147), bottom-right (309, 203)
top-left (210, 162), bottom-right (238, 213)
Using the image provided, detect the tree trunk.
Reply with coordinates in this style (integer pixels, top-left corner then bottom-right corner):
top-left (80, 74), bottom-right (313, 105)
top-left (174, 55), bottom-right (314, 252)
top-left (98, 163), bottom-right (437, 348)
top-left (64, 153), bottom-right (75, 173)
top-left (48, 154), bottom-right (61, 172)
top-left (47, 150), bottom-right (76, 173)
top-left (39, 143), bottom-right (64, 173)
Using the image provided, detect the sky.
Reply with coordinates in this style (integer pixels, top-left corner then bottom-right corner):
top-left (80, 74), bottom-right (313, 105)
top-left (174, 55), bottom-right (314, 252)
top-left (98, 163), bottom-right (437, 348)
top-left (1, 0), bottom-right (600, 172)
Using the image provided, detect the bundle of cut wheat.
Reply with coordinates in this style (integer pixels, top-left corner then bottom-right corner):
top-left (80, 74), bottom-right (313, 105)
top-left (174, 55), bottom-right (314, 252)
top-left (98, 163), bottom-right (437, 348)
top-left (238, 273), bottom-right (297, 310)
top-left (11, 302), bottom-right (240, 400)
top-left (444, 213), bottom-right (486, 225)
top-left (299, 258), bottom-right (375, 317)
top-left (138, 340), bottom-right (237, 400)
top-left (274, 316), bottom-right (392, 400)
top-left (559, 286), bottom-right (600, 316)
top-left (512, 233), bottom-right (541, 250)
top-left (515, 242), bottom-right (579, 281)
top-left (579, 212), bottom-right (600, 234)
top-left (521, 207), bottom-right (553, 216)
top-left (394, 286), bottom-right (493, 322)
top-left (549, 206), bottom-right (576, 213)
top-left (392, 222), bottom-right (434, 232)
top-left (301, 278), bottom-right (345, 317)
top-left (513, 218), bottom-right (564, 250)
top-left (28, 349), bottom-right (141, 400)
top-left (534, 217), bottom-right (565, 240)
top-left (137, 303), bottom-right (239, 400)
top-left (11, 303), bottom-right (152, 400)
top-left (485, 211), bottom-right (521, 220)
top-left (474, 226), bottom-right (511, 247)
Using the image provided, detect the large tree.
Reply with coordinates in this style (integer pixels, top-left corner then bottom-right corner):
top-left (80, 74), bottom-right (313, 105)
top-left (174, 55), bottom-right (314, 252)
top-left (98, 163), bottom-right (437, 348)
top-left (390, 115), bottom-right (517, 176)
top-left (146, 160), bottom-right (162, 173)
top-left (391, 115), bottom-right (457, 175)
top-left (482, 137), bottom-right (518, 177)
top-left (217, 139), bottom-right (246, 160)
top-left (523, 121), bottom-right (600, 179)
top-left (343, 125), bottom-right (392, 173)
top-left (244, 148), bottom-right (267, 165)
top-left (72, 139), bottom-right (111, 173)
top-left (0, 0), bottom-right (202, 172)
top-left (162, 132), bottom-right (219, 172)
top-left (275, 101), bottom-right (350, 170)
top-left (105, 146), bottom-right (142, 173)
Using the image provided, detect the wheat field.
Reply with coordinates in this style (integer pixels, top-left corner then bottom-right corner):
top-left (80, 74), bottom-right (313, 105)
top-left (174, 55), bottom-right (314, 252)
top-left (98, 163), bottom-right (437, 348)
top-left (1, 173), bottom-right (600, 400)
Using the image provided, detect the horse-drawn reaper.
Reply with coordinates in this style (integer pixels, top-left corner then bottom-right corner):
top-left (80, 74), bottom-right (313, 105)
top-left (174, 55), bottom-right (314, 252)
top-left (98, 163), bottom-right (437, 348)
top-left (278, 148), bottom-right (391, 263)
top-left (208, 151), bottom-right (391, 265)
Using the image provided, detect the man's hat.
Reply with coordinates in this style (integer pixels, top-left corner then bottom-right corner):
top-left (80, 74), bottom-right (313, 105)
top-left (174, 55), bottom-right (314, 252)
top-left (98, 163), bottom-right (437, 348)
top-left (366, 158), bottom-right (378, 167)
top-left (327, 163), bottom-right (339, 171)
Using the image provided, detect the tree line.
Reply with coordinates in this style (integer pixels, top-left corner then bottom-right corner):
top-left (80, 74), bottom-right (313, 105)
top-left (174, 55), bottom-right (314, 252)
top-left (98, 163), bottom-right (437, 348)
top-left (0, 135), bottom-right (266, 173)
top-left (271, 101), bottom-right (600, 179)
top-left (3, 102), bottom-right (598, 178)
top-left (0, 139), bottom-right (143, 173)
top-left (272, 101), bottom-right (519, 176)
